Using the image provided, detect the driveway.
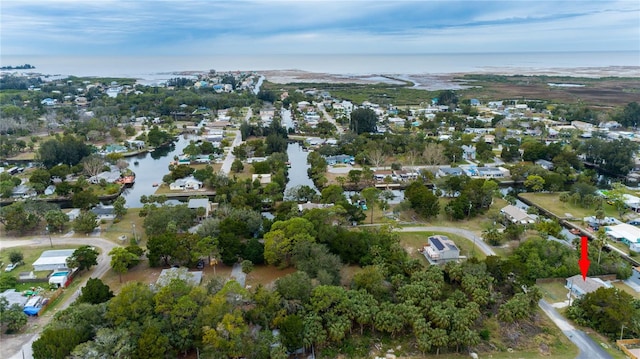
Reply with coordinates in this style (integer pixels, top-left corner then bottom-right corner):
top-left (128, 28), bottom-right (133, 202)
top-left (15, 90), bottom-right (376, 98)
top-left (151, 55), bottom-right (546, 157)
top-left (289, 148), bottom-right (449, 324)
top-left (1, 236), bottom-right (119, 359)
top-left (538, 300), bottom-right (612, 359)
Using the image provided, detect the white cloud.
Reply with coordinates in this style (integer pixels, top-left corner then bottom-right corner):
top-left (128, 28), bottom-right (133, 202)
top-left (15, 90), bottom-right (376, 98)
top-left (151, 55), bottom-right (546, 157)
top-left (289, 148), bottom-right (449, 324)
top-left (1, 0), bottom-right (638, 55)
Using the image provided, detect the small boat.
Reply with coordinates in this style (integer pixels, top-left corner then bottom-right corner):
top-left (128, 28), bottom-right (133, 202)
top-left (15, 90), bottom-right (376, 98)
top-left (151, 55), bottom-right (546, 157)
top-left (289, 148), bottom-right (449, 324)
top-left (133, 161), bottom-right (139, 165)
top-left (152, 183), bottom-right (159, 187)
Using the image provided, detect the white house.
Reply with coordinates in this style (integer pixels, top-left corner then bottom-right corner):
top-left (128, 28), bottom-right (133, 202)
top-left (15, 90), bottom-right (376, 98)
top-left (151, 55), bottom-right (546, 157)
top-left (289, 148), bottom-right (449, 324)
top-left (605, 223), bottom-right (640, 251)
top-left (32, 249), bottom-right (75, 271)
top-left (501, 205), bottom-right (535, 224)
top-left (169, 176), bottom-right (203, 191)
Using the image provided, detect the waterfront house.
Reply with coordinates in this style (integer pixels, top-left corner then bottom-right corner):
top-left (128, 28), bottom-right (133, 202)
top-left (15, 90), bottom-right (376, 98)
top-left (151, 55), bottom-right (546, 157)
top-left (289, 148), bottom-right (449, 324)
top-left (44, 185), bottom-right (56, 196)
top-left (169, 176), bottom-right (203, 191)
top-left (437, 167), bottom-right (464, 178)
top-left (421, 235), bottom-right (460, 265)
top-left (298, 202), bottom-right (334, 212)
top-left (605, 223), bottom-right (640, 251)
top-left (566, 275), bottom-right (612, 299)
top-left (89, 170), bottom-right (121, 184)
top-left (501, 205), bottom-right (535, 224)
top-left (12, 184), bottom-right (35, 198)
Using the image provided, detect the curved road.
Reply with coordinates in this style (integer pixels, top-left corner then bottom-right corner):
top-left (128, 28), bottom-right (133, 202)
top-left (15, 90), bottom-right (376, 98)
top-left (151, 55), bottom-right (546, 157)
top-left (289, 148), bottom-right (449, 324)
top-left (0, 236), bottom-right (118, 359)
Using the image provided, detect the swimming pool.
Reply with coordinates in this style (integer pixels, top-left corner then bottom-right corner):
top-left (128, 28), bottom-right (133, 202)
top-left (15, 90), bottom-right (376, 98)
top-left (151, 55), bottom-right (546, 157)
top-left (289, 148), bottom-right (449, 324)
top-left (51, 272), bottom-right (69, 277)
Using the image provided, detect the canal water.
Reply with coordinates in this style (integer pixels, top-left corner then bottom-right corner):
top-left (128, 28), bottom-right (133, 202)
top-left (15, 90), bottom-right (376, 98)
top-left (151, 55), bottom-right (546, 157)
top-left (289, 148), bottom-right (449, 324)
top-left (121, 134), bottom-right (194, 207)
top-left (284, 142), bottom-right (319, 200)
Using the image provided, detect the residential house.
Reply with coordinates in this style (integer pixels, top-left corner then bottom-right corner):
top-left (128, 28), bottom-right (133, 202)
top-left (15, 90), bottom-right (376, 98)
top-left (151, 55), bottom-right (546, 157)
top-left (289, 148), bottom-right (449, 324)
top-left (89, 170), bottom-right (121, 184)
top-left (44, 185), bottom-right (56, 196)
top-left (252, 174), bottom-right (272, 185)
top-left (298, 202), bottom-right (334, 212)
top-left (535, 159), bottom-right (554, 170)
top-left (605, 223), bottom-right (640, 251)
top-left (437, 167), bottom-right (464, 177)
top-left (477, 166), bottom-right (508, 178)
top-left (169, 176), bottom-right (203, 191)
top-left (624, 194), bottom-right (640, 212)
top-left (32, 249), bottom-right (75, 271)
top-left (566, 275), bottom-right (612, 298)
top-left (374, 170), bottom-right (395, 182)
top-left (12, 184), bottom-right (35, 198)
top-left (40, 98), bottom-right (56, 106)
top-left (421, 235), bottom-right (460, 265)
top-left (461, 145), bottom-right (476, 161)
top-left (156, 267), bottom-right (203, 287)
top-left (126, 140), bottom-right (145, 150)
top-left (188, 198), bottom-right (212, 218)
top-left (324, 155), bottom-right (354, 166)
top-left (501, 205), bottom-right (535, 224)
top-left (65, 208), bottom-right (81, 221)
top-left (90, 204), bottom-right (116, 221)
top-left (395, 170), bottom-right (419, 182)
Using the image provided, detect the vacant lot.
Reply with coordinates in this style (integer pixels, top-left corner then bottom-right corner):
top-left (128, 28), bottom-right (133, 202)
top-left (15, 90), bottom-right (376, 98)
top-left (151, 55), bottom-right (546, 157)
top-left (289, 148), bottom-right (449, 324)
top-left (519, 192), bottom-right (619, 220)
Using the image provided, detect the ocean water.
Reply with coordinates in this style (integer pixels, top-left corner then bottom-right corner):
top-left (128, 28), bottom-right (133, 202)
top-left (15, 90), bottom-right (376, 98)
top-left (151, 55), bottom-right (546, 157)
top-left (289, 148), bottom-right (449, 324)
top-left (1, 52), bottom-right (638, 80)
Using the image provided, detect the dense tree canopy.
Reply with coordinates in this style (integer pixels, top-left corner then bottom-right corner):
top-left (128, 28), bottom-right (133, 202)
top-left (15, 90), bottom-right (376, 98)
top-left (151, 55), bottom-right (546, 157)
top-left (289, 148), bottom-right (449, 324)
top-left (349, 108), bottom-right (378, 134)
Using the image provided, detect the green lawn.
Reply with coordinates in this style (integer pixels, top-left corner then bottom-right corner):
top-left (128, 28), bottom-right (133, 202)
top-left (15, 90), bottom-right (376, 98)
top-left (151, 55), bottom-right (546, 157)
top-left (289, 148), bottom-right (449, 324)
top-left (537, 280), bottom-right (570, 302)
top-left (101, 208), bottom-right (147, 245)
top-left (519, 192), bottom-right (619, 220)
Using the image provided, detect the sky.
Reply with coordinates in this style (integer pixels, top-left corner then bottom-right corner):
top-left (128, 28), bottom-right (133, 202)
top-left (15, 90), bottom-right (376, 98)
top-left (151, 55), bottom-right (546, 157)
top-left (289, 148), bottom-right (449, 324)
top-left (1, 0), bottom-right (639, 56)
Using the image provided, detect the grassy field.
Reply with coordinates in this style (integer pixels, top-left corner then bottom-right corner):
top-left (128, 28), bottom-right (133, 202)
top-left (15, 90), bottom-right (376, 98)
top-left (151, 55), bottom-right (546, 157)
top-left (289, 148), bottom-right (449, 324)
top-left (519, 192), bottom-right (619, 219)
top-left (101, 208), bottom-right (147, 245)
top-left (537, 280), bottom-right (570, 302)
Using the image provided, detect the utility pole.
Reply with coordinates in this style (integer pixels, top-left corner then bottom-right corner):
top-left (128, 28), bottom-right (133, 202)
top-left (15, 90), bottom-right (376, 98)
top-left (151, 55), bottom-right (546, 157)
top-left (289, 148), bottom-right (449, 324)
top-left (46, 226), bottom-right (53, 248)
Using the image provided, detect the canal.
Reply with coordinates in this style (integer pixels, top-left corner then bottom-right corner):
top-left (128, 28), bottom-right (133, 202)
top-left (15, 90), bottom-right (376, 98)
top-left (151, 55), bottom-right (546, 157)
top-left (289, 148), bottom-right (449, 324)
top-left (121, 134), bottom-right (194, 207)
top-left (284, 142), bottom-right (319, 200)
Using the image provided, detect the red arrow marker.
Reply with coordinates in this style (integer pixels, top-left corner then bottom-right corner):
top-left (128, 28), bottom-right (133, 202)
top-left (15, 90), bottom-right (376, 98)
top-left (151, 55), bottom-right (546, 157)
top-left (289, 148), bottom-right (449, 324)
top-left (578, 236), bottom-right (590, 281)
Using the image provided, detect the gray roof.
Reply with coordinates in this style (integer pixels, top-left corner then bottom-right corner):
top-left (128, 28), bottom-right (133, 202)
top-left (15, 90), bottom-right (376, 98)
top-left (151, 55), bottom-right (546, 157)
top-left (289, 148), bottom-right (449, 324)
top-left (156, 268), bottom-right (203, 287)
top-left (188, 198), bottom-right (209, 209)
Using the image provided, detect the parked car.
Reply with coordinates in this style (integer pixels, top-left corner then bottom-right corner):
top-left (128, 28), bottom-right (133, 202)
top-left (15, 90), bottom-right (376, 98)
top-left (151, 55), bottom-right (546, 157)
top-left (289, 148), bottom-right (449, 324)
top-left (4, 263), bottom-right (17, 272)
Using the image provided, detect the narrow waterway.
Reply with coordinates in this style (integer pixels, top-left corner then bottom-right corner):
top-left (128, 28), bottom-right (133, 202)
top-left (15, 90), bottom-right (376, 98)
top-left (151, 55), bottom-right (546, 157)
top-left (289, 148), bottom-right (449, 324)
top-left (284, 142), bottom-right (319, 200)
top-left (121, 135), bottom-right (194, 207)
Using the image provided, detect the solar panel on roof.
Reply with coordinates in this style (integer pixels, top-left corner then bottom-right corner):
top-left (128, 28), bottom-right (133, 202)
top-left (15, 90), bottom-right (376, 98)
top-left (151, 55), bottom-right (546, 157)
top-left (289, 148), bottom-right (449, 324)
top-left (430, 237), bottom-right (445, 250)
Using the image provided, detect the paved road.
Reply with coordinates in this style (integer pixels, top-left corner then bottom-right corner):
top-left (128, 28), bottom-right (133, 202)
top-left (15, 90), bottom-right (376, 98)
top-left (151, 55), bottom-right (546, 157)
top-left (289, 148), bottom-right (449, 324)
top-left (230, 263), bottom-right (246, 287)
top-left (397, 226), bottom-right (496, 256)
top-left (0, 236), bottom-right (119, 359)
top-left (317, 103), bottom-right (344, 135)
top-left (538, 300), bottom-right (612, 359)
top-left (220, 108), bottom-right (251, 175)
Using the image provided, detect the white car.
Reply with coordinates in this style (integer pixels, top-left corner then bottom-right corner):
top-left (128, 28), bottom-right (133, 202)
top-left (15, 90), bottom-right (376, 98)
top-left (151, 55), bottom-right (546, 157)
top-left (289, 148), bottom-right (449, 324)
top-left (4, 263), bottom-right (17, 272)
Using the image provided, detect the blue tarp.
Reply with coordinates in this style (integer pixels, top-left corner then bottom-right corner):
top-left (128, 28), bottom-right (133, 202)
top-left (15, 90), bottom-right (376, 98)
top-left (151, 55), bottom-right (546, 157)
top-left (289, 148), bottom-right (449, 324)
top-left (23, 306), bottom-right (40, 316)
